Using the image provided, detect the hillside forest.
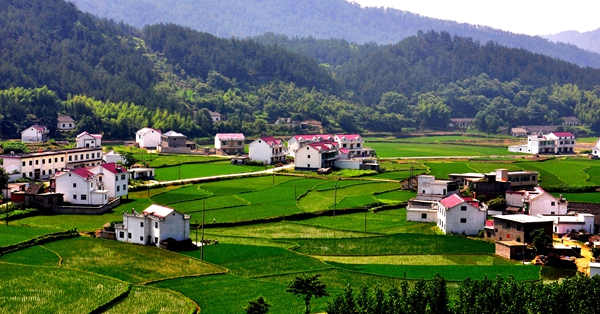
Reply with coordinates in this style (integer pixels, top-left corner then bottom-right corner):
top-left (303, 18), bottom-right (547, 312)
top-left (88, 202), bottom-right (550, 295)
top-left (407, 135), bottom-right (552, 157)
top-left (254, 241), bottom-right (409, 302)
top-left (1, 0), bottom-right (600, 139)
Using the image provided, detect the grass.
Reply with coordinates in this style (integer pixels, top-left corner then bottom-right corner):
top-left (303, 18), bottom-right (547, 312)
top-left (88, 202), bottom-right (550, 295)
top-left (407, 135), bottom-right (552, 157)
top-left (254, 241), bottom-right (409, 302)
top-left (104, 286), bottom-right (193, 314)
top-left (317, 254), bottom-right (517, 266)
top-left (0, 245), bottom-right (60, 266)
top-left (0, 263), bottom-right (129, 314)
top-left (550, 192), bottom-right (600, 203)
top-left (204, 221), bottom-right (376, 239)
top-left (150, 184), bottom-right (213, 204)
top-left (369, 142), bottom-right (511, 158)
top-left (154, 161), bottom-right (265, 181)
top-left (41, 237), bottom-right (226, 283)
top-left (292, 234), bottom-right (495, 256)
top-left (0, 225), bottom-right (61, 246)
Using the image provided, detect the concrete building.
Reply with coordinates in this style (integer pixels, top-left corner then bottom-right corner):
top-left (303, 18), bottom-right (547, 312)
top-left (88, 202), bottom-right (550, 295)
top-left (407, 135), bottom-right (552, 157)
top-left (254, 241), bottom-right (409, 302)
top-left (103, 150), bottom-right (125, 164)
top-left (214, 133), bottom-right (245, 155)
top-left (248, 136), bottom-right (286, 165)
top-left (288, 134), bottom-right (334, 157)
top-left (158, 131), bottom-right (191, 153)
top-left (89, 163), bottom-right (128, 199)
top-left (505, 187), bottom-right (568, 216)
top-left (57, 115), bottom-right (76, 131)
top-left (436, 194), bottom-right (486, 236)
top-left (334, 134), bottom-right (374, 158)
top-left (21, 125), bottom-right (49, 143)
top-left (136, 127), bottom-right (162, 149)
top-left (485, 214), bottom-right (554, 243)
top-left (508, 132), bottom-right (576, 154)
top-left (76, 131), bottom-right (102, 148)
top-left (294, 141), bottom-right (338, 171)
top-left (114, 204), bottom-right (190, 247)
top-left (592, 138), bottom-right (600, 157)
top-left (54, 168), bottom-right (108, 205)
top-left (546, 213), bottom-right (595, 235)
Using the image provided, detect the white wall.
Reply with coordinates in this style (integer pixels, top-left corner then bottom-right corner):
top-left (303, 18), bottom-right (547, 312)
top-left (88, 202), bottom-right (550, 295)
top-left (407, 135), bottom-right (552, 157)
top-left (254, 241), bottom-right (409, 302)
top-left (438, 203), bottom-right (486, 236)
top-left (295, 145), bottom-right (321, 170)
top-left (249, 140), bottom-right (271, 164)
top-left (138, 130), bottom-right (161, 148)
top-left (529, 193), bottom-right (567, 215)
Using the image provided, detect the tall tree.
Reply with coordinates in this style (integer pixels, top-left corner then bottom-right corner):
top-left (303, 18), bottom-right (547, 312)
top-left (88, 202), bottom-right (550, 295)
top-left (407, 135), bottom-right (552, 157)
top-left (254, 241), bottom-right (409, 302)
top-left (286, 274), bottom-right (328, 314)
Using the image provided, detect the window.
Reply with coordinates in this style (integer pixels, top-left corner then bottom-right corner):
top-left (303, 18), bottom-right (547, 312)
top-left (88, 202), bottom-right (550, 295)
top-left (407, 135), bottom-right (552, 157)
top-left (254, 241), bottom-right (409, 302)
top-left (307, 164), bottom-right (310, 168)
top-left (238, 141), bottom-right (242, 145)
top-left (123, 184), bottom-right (126, 191)
top-left (357, 143), bottom-right (361, 147)
top-left (73, 183), bottom-right (77, 188)
top-left (61, 157), bottom-right (64, 162)
top-left (421, 213), bottom-right (427, 219)
top-left (128, 233), bottom-right (131, 239)
top-left (517, 225), bottom-right (521, 231)
top-left (121, 174), bottom-right (126, 180)
top-left (81, 195), bottom-right (87, 200)
top-left (140, 222), bottom-right (144, 227)
top-left (48, 158), bottom-right (51, 163)
top-left (155, 237), bottom-right (158, 243)
top-left (80, 154), bottom-right (83, 160)
top-left (75, 155), bottom-right (78, 161)
top-left (42, 159), bottom-right (45, 164)
top-left (307, 155), bottom-right (311, 158)
top-left (507, 233), bottom-right (510, 239)
top-left (117, 186), bottom-right (120, 192)
top-left (73, 195), bottom-right (77, 200)
top-left (155, 222), bottom-right (158, 228)
top-left (48, 169), bottom-right (52, 174)
top-left (460, 206), bottom-right (467, 211)
top-left (86, 154), bottom-right (89, 159)
top-left (35, 160), bottom-right (39, 165)
top-left (460, 218), bottom-right (467, 223)
top-left (343, 143), bottom-right (347, 148)
top-left (116, 176), bottom-right (119, 181)
top-left (551, 201), bottom-right (555, 206)
top-left (54, 158), bottom-right (58, 162)
top-left (29, 161), bottom-right (32, 166)
top-left (22, 161), bottom-right (25, 166)
top-left (119, 231), bottom-right (124, 238)
top-left (29, 172), bottom-right (32, 177)
top-left (42, 170), bottom-right (45, 175)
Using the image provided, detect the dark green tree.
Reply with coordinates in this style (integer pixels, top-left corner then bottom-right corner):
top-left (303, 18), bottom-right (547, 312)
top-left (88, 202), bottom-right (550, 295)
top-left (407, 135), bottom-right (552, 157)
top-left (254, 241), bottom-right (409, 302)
top-left (244, 296), bottom-right (270, 314)
top-left (122, 152), bottom-right (138, 169)
top-left (286, 274), bottom-right (328, 314)
top-left (530, 228), bottom-right (553, 255)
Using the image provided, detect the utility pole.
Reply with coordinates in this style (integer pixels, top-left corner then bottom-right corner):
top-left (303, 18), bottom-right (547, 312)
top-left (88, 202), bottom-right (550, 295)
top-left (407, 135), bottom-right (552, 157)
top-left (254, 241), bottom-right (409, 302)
top-left (201, 202), bottom-right (205, 260)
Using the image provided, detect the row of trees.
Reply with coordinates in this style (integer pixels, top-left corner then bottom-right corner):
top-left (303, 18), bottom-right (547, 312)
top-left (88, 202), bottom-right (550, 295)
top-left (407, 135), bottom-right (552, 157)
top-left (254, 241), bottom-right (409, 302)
top-left (248, 273), bottom-right (600, 314)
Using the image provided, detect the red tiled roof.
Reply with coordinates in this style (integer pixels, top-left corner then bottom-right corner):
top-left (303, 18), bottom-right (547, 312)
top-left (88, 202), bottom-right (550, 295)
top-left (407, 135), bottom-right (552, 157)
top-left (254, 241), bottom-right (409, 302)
top-left (339, 148), bottom-right (350, 154)
top-left (216, 133), bottom-right (245, 140)
top-left (440, 194), bottom-right (464, 208)
top-left (100, 162), bottom-right (125, 174)
top-left (77, 131), bottom-right (102, 139)
top-left (485, 220), bottom-right (494, 227)
top-left (336, 134), bottom-right (362, 141)
top-left (308, 140), bottom-right (338, 152)
top-left (260, 136), bottom-right (282, 146)
top-left (142, 204), bottom-right (175, 218)
top-left (293, 134), bottom-right (333, 142)
top-left (550, 132), bottom-right (575, 138)
top-left (71, 168), bottom-right (95, 180)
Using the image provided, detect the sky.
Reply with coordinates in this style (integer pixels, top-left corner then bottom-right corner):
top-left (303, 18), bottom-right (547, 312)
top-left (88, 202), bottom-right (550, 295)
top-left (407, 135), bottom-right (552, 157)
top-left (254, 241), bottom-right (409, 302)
top-left (348, 0), bottom-right (600, 36)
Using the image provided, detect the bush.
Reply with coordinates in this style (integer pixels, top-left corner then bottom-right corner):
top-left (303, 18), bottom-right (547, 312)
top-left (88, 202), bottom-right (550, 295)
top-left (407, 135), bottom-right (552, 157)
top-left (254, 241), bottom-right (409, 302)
top-left (1, 141), bottom-right (29, 154)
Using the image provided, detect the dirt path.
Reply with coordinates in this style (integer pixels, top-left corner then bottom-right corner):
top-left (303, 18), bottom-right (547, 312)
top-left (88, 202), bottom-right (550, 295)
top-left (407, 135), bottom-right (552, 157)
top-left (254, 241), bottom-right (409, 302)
top-left (561, 238), bottom-right (593, 274)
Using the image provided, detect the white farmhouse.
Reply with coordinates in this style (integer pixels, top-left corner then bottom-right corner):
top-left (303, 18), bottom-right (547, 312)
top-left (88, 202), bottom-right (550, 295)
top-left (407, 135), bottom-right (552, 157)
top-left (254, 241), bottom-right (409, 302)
top-left (545, 213), bottom-right (595, 235)
top-left (114, 204), bottom-right (191, 247)
top-left (103, 150), bottom-right (125, 164)
top-left (248, 136), bottom-right (286, 165)
top-left (57, 115), bottom-right (76, 131)
top-left (136, 127), bottom-right (162, 149)
top-left (436, 194), bottom-right (486, 236)
top-left (21, 125), bottom-right (49, 143)
top-left (214, 133), bottom-right (245, 155)
top-left (76, 131), bottom-right (102, 148)
top-left (406, 175), bottom-right (460, 223)
top-left (89, 163), bottom-right (128, 199)
top-left (54, 168), bottom-right (108, 205)
top-left (592, 138), bottom-right (600, 157)
top-left (294, 141), bottom-right (338, 171)
top-left (505, 187), bottom-right (568, 216)
top-left (288, 134), bottom-right (334, 157)
top-left (334, 134), bottom-right (373, 158)
top-left (508, 132), bottom-right (576, 154)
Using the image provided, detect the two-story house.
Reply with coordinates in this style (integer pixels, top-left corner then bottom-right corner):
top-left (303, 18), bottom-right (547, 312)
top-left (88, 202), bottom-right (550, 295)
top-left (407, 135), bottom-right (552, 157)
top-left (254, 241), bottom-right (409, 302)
top-left (21, 125), bottom-right (49, 143)
top-left (214, 133), bottom-right (245, 155)
top-left (89, 163), bottom-right (128, 199)
top-left (54, 168), bottom-right (108, 205)
top-left (158, 130), bottom-right (191, 153)
top-left (57, 115), bottom-right (76, 131)
top-left (248, 136), bottom-right (286, 165)
top-left (114, 204), bottom-right (191, 247)
top-left (545, 132), bottom-right (576, 154)
top-left (334, 134), bottom-right (370, 158)
top-left (294, 141), bottom-right (338, 171)
top-left (508, 132), bottom-right (576, 154)
top-left (436, 194), bottom-right (486, 236)
top-left (136, 127), bottom-right (162, 149)
top-left (485, 214), bottom-right (554, 242)
top-left (288, 134), bottom-right (334, 157)
top-left (406, 175), bottom-right (459, 223)
top-left (76, 131), bottom-right (102, 148)
top-left (505, 187), bottom-right (568, 216)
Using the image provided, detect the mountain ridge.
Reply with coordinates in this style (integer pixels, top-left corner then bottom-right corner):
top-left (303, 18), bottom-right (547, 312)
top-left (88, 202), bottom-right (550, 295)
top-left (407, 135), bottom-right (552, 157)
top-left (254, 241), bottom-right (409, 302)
top-left (543, 28), bottom-right (600, 55)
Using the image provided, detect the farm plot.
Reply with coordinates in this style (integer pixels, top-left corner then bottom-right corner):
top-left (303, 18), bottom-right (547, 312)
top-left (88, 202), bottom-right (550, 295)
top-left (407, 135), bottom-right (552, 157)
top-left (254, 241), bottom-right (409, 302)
top-left (292, 233), bottom-right (494, 256)
top-left (297, 182), bottom-right (400, 212)
top-left (104, 286), bottom-right (193, 314)
top-left (0, 245), bottom-right (60, 266)
top-left (369, 142), bottom-right (511, 158)
top-left (146, 155), bottom-right (225, 168)
top-left (0, 263), bottom-right (129, 314)
top-left (204, 221), bottom-right (377, 239)
top-left (154, 161), bottom-right (265, 181)
top-left (0, 225), bottom-right (60, 246)
top-left (373, 189), bottom-right (416, 203)
top-left (150, 184), bottom-right (213, 204)
top-left (41, 237), bottom-right (225, 283)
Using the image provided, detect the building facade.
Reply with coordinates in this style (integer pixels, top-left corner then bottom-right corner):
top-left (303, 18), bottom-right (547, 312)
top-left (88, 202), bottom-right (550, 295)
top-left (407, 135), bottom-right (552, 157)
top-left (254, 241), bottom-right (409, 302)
top-left (21, 125), bottom-right (49, 143)
top-left (114, 204), bottom-right (190, 247)
top-left (136, 127), bottom-right (162, 149)
top-left (294, 141), bottom-right (338, 171)
top-left (214, 133), bottom-right (245, 155)
top-left (436, 194), bottom-right (486, 236)
top-left (248, 136), bottom-right (286, 165)
top-left (158, 131), bottom-right (191, 153)
top-left (76, 131), bottom-right (102, 148)
top-left (54, 168), bottom-right (108, 205)
top-left (57, 115), bottom-right (76, 131)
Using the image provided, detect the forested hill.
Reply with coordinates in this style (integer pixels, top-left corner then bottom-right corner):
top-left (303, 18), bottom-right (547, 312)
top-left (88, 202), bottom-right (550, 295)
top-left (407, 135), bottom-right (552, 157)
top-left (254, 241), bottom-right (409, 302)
top-left (543, 29), bottom-right (600, 55)
top-left (69, 0), bottom-right (600, 69)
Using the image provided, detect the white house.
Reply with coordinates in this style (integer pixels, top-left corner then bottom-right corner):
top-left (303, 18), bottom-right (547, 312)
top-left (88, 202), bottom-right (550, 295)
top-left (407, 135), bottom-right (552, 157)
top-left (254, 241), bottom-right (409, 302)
top-left (21, 125), bottom-right (49, 143)
top-left (294, 141), bottom-right (338, 171)
top-left (436, 194), bottom-right (486, 236)
top-left (136, 127), bottom-right (162, 149)
top-left (505, 187), bottom-right (568, 216)
top-left (114, 204), bottom-right (191, 247)
top-left (76, 131), bottom-right (102, 148)
top-left (209, 111), bottom-right (222, 122)
top-left (334, 134), bottom-right (374, 158)
top-left (129, 167), bottom-right (155, 180)
top-left (288, 134), bottom-right (334, 157)
top-left (591, 138), bottom-right (600, 157)
top-left (406, 175), bottom-right (460, 223)
top-left (103, 150), bottom-right (125, 164)
top-left (214, 133), bottom-right (245, 155)
top-left (54, 168), bottom-right (108, 205)
top-left (248, 136), bottom-right (286, 165)
top-left (57, 115), bottom-right (76, 131)
top-left (508, 132), bottom-right (576, 154)
top-left (544, 213), bottom-right (595, 235)
top-left (545, 132), bottom-right (576, 154)
top-left (89, 163), bottom-right (128, 199)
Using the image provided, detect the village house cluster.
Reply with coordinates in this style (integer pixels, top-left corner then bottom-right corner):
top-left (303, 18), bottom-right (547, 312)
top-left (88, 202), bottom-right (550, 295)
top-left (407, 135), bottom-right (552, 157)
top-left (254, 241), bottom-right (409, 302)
top-left (508, 132), bottom-right (577, 154)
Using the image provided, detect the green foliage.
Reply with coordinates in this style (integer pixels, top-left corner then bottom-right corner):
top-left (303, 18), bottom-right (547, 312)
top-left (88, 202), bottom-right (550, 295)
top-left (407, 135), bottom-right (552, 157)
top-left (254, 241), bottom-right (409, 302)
top-left (486, 196), bottom-right (506, 212)
top-left (286, 273), bottom-right (328, 314)
top-left (1, 141), bottom-right (29, 154)
top-left (530, 228), bottom-right (553, 255)
top-left (245, 296), bottom-right (270, 314)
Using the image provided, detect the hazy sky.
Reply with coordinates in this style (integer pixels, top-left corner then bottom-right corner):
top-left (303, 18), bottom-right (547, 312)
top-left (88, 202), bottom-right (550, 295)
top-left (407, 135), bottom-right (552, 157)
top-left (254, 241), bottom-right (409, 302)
top-left (349, 0), bottom-right (600, 36)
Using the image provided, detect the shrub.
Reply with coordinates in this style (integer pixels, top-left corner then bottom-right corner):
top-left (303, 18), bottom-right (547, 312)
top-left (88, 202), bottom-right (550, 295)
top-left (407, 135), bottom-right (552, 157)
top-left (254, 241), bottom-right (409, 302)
top-left (1, 141), bottom-right (29, 154)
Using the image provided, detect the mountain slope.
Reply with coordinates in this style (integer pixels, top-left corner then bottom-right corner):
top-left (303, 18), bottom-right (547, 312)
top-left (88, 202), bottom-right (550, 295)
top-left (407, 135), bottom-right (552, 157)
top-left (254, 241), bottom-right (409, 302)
top-left (69, 0), bottom-right (600, 68)
top-left (543, 29), bottom-right (600, 55)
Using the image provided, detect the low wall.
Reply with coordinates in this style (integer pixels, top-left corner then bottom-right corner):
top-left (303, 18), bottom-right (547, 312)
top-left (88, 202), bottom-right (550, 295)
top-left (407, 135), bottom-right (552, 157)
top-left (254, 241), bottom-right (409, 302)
top-left (53, 198), bottom-right (121, 214)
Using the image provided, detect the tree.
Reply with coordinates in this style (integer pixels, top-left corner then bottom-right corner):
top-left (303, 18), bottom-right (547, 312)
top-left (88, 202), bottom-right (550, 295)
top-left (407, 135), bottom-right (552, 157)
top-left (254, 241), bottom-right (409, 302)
top-left (122, 152), bottom-right (138, 169)
top-left (245, 296), bottom-right (270, 314)
top-left (286, 274), bottom-right (328, 314)
top-left (530, 228), bottom-right (553, 255)
top-left (486, 197), bottom-right (506, 212)
top-left (0, 167), bottom-right (9, 190)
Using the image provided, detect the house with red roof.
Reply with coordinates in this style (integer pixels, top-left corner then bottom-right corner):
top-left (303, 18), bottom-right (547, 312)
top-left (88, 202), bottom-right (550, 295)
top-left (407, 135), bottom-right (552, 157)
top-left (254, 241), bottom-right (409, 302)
top-left (214, 133), bottom-right (245, 155)
top-left (294, 140), bottom-right (338, 171)
top-left (436, 194), bottom-right (486, 235)
top-left (249, 136), bottom-right (286, 165)
top-left (54, 168), bottom-right (108, 205)
top-left (89, 162), bottom-right (129, 199)
top-left (334, 134), bottom-right (374, 158)
top-left (21, 124), bottom-right (49, 143)
top-left (114, 204), bottom-right (191, 247)
top-left (508, 132), bottom-right (576, 154)
top-left (76, 131), bottom-right (102, 148)
top-left (288, 134), bottom-right (334, 157)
